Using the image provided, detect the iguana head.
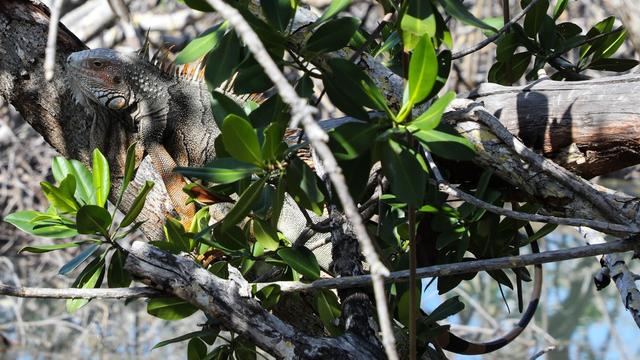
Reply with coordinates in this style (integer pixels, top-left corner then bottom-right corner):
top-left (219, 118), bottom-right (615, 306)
top-left (66, 48), bottom-right (146, 112)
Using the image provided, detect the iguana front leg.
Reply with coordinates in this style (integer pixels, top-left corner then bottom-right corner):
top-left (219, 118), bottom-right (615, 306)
top-left (137, 103), bottom-right (195, 229)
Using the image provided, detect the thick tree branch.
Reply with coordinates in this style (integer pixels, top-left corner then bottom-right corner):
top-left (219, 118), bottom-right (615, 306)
top-left (124, 241), bottom-right (385, 360)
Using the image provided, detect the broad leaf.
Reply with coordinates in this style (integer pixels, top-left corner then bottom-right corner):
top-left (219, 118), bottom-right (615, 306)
top-left (51, 157), bottom-right (94, 205)
top-left (439, 0), bottom-right (497, 32)
top-left (92, 149), bottom-right (110, 208)
top-left (407, 35), bottom-right (438, 107)
top-left (108, 249), bottom-right (132, 288)
top-left (76, 205), bottom-right (111, 237)
top-left (285, 157), bottom-right (325, 215)
top-left (176, 22), bottom-right (228, 64)
top-left (401, 0), bottom-right (436, 51)
top-left (205, 31), bottom-right (241, 90)
top-left (381, 139), bottom-right (427, 207)
top-left (59, 243), bottom-right (101, 275)
top-left (317, 0), bottom-right (350, 23)
top-left (187, 338), bottom-right (208, 360)
top-left (153, 329), bottom-right (219, 349)
top-left (425, 296), bottom-right (465, 322)
top-left (210, 91), bottom-right (247, 128)
top-left (120, 180), bottom-right (154, 228)
top-left (305, 17), bottom-right (361, 53)
top-left (177, 159), bottom-right (259, 184)
top-left (221, 176), bottom-right (268, 230)
top-left (222, 115), bottom-right (263, 166)
top-left (314, 289), bottom-right (342, 336)
top-left (262, 0), bottom-right (296, 32)
top-left (19, 241), bottom-right (85, 254)
top-left (4, 211), bottom-right (78, 238)
top-left (40, 180), bottom-right (79, 214)
top-left (147, 297), bottom-right (199, 320)
top-left (277, 247), bottom-right (321, 280)
top-left (410, 91), bottom-right (455, 131)
top-left (253, 219), bottom-right (280, 251)
top-left (66, 255), bottom-right (105, 313)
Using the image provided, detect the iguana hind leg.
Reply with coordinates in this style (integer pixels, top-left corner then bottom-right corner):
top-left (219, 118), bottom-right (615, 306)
top-left (146, 142), bottom-right (195, 230)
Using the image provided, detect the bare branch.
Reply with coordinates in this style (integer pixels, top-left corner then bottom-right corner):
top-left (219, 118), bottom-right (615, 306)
top-left (44, 0), bottom-right (63, 81)
top-left (0, 284), bottom-right (163, 299)
top-left (259, 237), bottom-right (640, 293)
top-left (452, 0), bottom-right (543, 60)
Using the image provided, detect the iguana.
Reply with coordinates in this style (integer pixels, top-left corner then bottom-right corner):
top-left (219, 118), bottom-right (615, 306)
top-left (64, 45), bottom-right (542, 355)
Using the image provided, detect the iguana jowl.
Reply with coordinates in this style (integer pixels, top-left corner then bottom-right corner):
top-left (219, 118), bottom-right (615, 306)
top-left (66, 47), bottom-right (218, 225)
top-left (64, 45), bottom-right (541, 356)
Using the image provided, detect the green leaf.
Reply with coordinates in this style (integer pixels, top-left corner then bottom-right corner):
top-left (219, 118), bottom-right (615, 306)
top-left (165, 217), bottom-right (191, 251)
top-left (210, 91), bottom-right (247, 128)
top-left (271, 175), bottom-right (286, 227)
top-left (76, 205), bottom-right (112, 237)
top-left (66, 254), bottom-right (105, 313)
top-left (4, 211), bottom-right (78, 238)
top-left (425, 296), bottom-right (465, 322)
top-left (205, 345), bottom-right (232, 360)
top-left (262, 121), bottom-right (287, 163)
top-left (176, 22), bottom-right (228, 64)
top-left (407, 35), bottom-right (438, 105)
top-left (588, 58), bottom-right (639, 72)
top-left (277, 247), bottom-right (321, 280)
top-left (188, 338), bottom-right (208, 360)
top-left (526, 223), bottom-right (558, 244)
top-left (182, 0), bottom-right (214, 12)
top-left (285, 157), bottom-right (325, 215)
top-left (522, 0), bottom-right (550, 38)
top-left (213, 225), bottom-right (249, 252)
top-left (381, 139), bottom-right (427, 207)
top-left (262, 0), bottom-right (296, 32)
top-left (488, 269), bottom-right (513, 289)
top-left (147, 297), bottom-right (199, 320)
top-left (222, 176), bottom-right (268, 230)
top-left (317, 0), bottom-right (351, 23)
top-left (92, 149), bottom-right (110, 208)
top-left (415, 128), bottom-right (474, 161)
top-left (120, 142), bottom-right (137, 199)
top-left (323, 58), bottom-right (385, 120)
top-left (328, 122), bottom-right (378, 160)
top-left (401, 0), bottom-right (436, 51)
top-left (233, 61), bottom-right (274, 95)
top-left (40, 180), bottom-right (79, 214)
top-left (51, 157), bottom-right (94, 205)
top-left (108, 249), bottom-right (132, 288)
top-left (234, 337), bottom-right (256, 360)
top-left (253, 219), bottom-right (280, 251)
top-left (153, 330), bottom-right (218, 350)
top-left (439, 0), bottom-right (497, 32)
top-left (19, 241), bottom-right (85, 254)
top-left (205, 31), bottom-right (241, 90)
top-left (59, 243), bottom-right (101, 275)
top-left (177, 159), bottom-right (259, 184)
top-left (305, 17), bottom-right (361, 53)
top-left (222, 115), bottom-right (263, 166)
top-left (314, 289), bottom-right (342, 336)
top-left (410, 91), bottom-right (455, 131)
top-left (553, 0), bottom-right (568, 19)
top-left (120, 180), bottom-right (154, 228)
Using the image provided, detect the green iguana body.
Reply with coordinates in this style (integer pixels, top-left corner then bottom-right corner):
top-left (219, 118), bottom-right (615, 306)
top-left (66, 47), bottom-right (217, 223)
top-left (65, 46), bottom-right (541, 356)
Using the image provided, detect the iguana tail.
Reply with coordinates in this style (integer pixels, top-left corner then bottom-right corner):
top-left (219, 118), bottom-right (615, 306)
top-left (435, 240), bottom-right (542, 354)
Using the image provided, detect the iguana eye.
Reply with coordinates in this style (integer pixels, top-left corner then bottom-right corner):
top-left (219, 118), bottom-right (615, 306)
top-left (92, 60), bottom-right (103, 68)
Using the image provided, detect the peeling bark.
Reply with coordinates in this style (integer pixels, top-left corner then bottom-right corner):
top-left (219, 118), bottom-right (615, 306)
top-left (124, 241), bottom-right (385, 360)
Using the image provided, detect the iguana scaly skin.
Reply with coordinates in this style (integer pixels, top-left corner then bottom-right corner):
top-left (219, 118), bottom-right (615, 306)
top-left (66, 47), bottom-right (218, 225)
top-left (65, 45), bottom-right (541, 356)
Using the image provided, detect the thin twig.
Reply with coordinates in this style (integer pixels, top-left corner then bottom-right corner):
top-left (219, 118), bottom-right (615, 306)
top-left (258, 237), bottom-right (640, 292)
top-left (44, 0), bottom-right (63, 81)
top-left (452, 0), bottom-right (543, 60)
top-left (203, 1), bottom-right (397, 358)
top-left (0, 284), bottom-right (164, 299)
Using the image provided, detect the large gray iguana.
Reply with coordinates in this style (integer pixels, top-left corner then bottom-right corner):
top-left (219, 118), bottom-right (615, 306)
top-left (64, 44), bottom-right (541, 356)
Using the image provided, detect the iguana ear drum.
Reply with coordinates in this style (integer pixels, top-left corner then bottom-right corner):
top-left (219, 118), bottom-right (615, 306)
top-left (106, 96), bottom-right (127, 110)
